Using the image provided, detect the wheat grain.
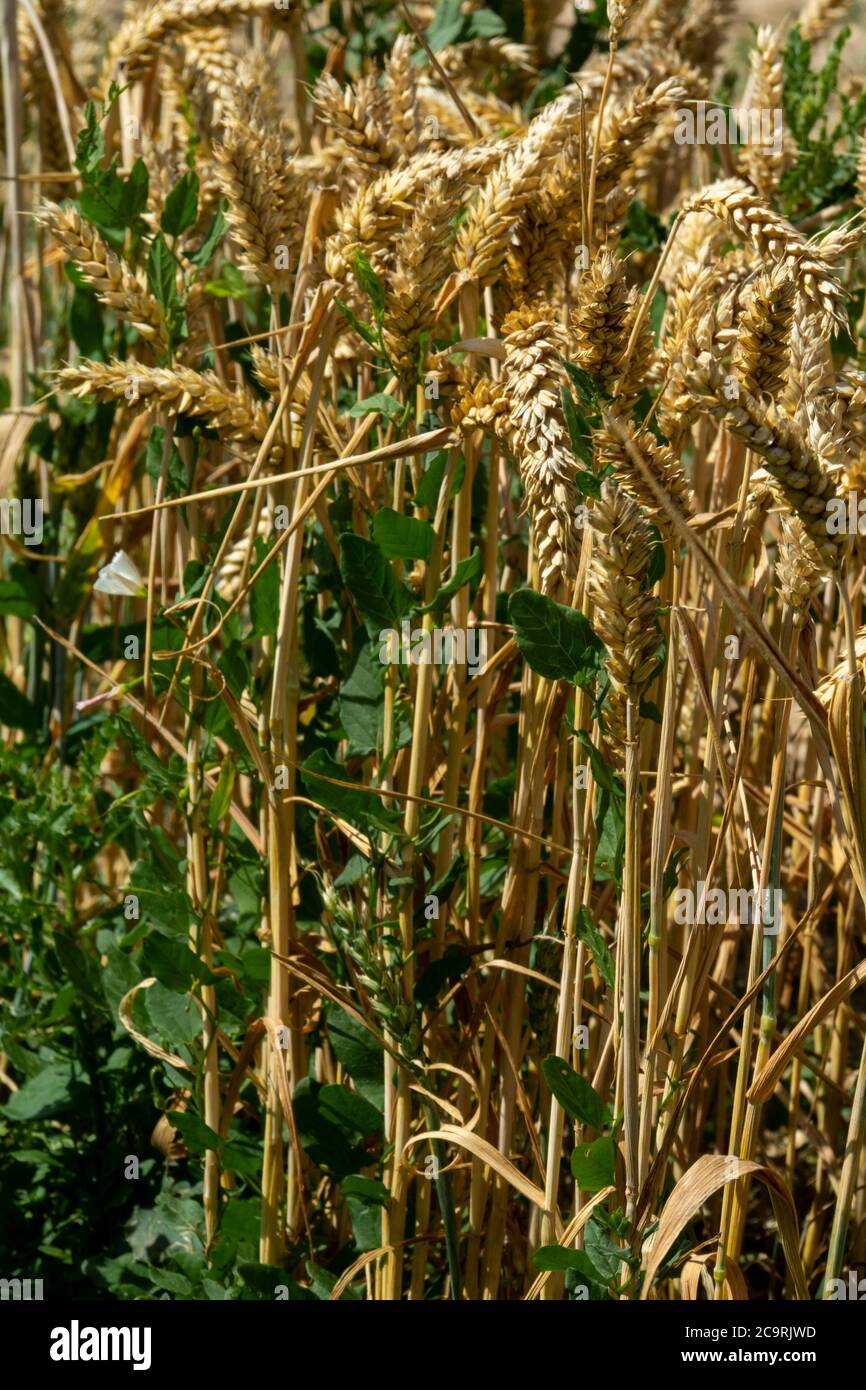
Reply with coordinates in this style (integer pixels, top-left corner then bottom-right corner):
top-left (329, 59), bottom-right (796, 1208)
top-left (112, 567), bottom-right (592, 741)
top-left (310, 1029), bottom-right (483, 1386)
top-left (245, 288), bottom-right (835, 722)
top-left (214, 84), bottom-right (305, 289)
top-left (740, 26), bottom-right (785, 199)
top-left (454, 92), bottom-right (579, 289)
top-left (312, 71), bottom-right (393, 177)
top-left (384, 34), bottom-right (420, 159)
top-left (102, 0), bottom-right (296, 92)
top-left (798, 0), bottom-right (853, 43)
top-left (383, 178), bottom-right (457, 385)
top-left (588, 479), bottom-right (661, 759)
top-left (36, 201), bottom-right (168, 351)
top-left (56, 358), bottom-right (277, 450)
top-left (734, 264), bottom-right (796, 401)
top-left (502, 305), bottom-right (582, 595)
top-left (683, 178), bottom-right (847, 325)
top-left (688, 349), bottom-right (848, 565)
top-left (777, 514), bottom-right (823, 619)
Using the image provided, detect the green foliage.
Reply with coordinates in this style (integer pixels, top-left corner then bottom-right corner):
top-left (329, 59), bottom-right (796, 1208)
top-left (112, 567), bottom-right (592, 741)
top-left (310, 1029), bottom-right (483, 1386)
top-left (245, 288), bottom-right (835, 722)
top-left (372, 507), bottom-right (434, 560)
top-left (338, 534), bottom-right (413, 637)
top-left (541, 1056), bottom-right (611, 1130)
top-left (781, 25), bottom-right (866, 216)
top-left (161, 171), bottom-right (200, 239)
top-left (571, 1135), bottom-right (616, 1192)
top-left (509, 587), bottom-right (606, 687)
top-left (75, 103), bottom-right (149, 241)
top-left (574, 905), bottom-right (615, 991)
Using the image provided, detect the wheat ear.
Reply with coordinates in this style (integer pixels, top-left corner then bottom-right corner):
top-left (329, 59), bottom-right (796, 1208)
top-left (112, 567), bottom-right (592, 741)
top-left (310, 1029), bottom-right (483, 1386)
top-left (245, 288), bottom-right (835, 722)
top-left (682, 178), bottom-right (847, 326)
top-left (735, 264), bottom-right (795, 401)
top-left (739, 26), bottom-right (785, 200)
top-left (688, 350), bottom-right (849, 566)
top-left (502, 305), bottom-right (582, 596)
top-left (588, 478), bottom-right (661, 760)
top-left (56, 359), bottom-right (277, 450)
top-left (36, 201), bottom-right (167, 352)
top-left (384, 34), bottom-right (419, 159)
top-left (383, 177), bottom-right (457, 385)
top-left (102, 0), bottom-right (296, 91)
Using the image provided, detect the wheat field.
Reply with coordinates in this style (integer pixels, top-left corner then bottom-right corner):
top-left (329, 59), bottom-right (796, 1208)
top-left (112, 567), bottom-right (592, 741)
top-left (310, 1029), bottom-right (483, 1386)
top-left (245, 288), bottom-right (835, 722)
top-left (2, 0), bottom-right (866, 1305)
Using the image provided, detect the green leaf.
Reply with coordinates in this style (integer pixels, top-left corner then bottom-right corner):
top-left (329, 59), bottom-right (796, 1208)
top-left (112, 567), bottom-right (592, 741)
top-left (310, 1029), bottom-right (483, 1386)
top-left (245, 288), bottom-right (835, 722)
top-left (426, 0), bottom-right (466, 51)
top-left (76, 176), bottom-right (122, 232)
top-left (70, 286), bottom-right (104, 357)
top-left (54, 933), bottom-right (106, 1010)
top-left (574, 731), bottom-right (626, 883)
top-left (4, 1064), bottom-right (76, 1121)
top-left (560, 385), bottom-right (595, 470)
top-left (319, 1083), bottom-right (383, 1137)
top-left (372, 507), bottom-right (434, 560)
top-left (339, 643), bottom-right (384, 755)
top-left (248, 540), bottom-right (280, 637)
top-left (335, 297), bottom-right (380, 350)
top-left (341, 1175), bottom-right (389, 1203)
top-left (148, 1267), bottom-right (193, 1296)
top-left (413, 451), bottom-right (449, 510)
top-left (221, 1139), bottom-right (261, 1179)
top-left (584, 1216), bottom-right (628, 1281)
top-left (0, 569), bottom-right (40, 619)
top-left (239, 1262), bottom-right (317, 1298)
top-left (575, 728), bottom-right (620, 796)
top-left (79, 159), bottom-right (148, 233)
top-left (571, 1135), bottom-right (616, 1192)
top-left (352, 249), bottom-right (385, 324)
top-left (596, 789), bottom-right (626, 883)
top-left (146, 233), bottom-right (179, 314)
top-left (145, 425), bottom-right (186, 499)
top-left (561, 359), bottom-right (603, 408)
top-left (509, 588), bottom-right (606, 685)
top-left (577, 732), bottom-right (623, 882)
top-left (574, 906), bottom-right (615, 991)
top-left (293, 1077), bottom-right (371, 1180)
top-left (532, 1244), bottom-right (591, 1272)
top-left (414, 942), bottom-right (470, 1007)
top-left (119, 158), bottom-right (149, 227)
top-left (647, 530), bottom-right (666, 587)
top-left (188, 201), bottom-right (227, 268)
top-left (541, 1055), bottom-right (610, 1130)
top-left (101, 946), bottom-right (140, 1016)
top-left (420, 547), bottom-right (482, 615)
top-left (141, 935), bottom-right (218, 992)
top-left (127, 858), bottom-right (195, 934)
top-left (533, 1245), bottom-right (609, 1294)
top-left (326, 1007), bottom-right (385, 1110)
top-left (621, 198), bottom-right (665, 255)
top-left (640, 698), bottom-right (662, 724)
top-left (75, 102), bottom-right (105, 176)
top-left (168, 1110), bottom-right (223, 1151)
top-left (469, 7), bottom-right (506, 38)
top-left (347, 393), bottom-right (404, 421)
top-left (0, 673), bottom-right (40, 731)
top-left (338, 534), bottom-right (413, 638)
top-left (161, 170), bottom-right (199, 238)
top-left (208, 760), bottom-right (235, 828)
top-left (205, 262), bottom-right (247, 298)
top-left (144, 982), bottom-right (201, 1045)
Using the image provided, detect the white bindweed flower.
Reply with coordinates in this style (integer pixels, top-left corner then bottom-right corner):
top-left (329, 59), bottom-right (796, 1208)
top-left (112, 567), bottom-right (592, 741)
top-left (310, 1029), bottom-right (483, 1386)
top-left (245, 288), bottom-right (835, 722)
top-left (94, 550), bottom-right (146, 598)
